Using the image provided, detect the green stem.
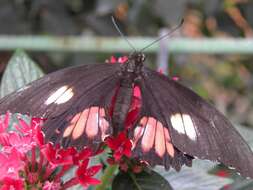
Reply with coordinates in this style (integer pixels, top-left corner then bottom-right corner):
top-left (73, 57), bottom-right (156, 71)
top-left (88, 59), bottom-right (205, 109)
top-left (95, 165), bottom-right (118, 190)
top-left (129, 172), bottom-right (142, 190)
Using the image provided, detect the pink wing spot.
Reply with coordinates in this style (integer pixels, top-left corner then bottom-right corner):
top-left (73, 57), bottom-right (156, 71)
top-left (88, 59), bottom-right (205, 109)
top-left (158, 69), bottom-right (164, 74)
top-left (99, 108), bottom-right (106, 117)
top-left (172, 76), bottom-right (179, 81)
top-left (139, 117), bottom-right (148, 126)
top-left (155, 121), bottom-right (166, 157)
top-left (164, 128), bottom-right (171, 142)
top-left (164, 128), bottom-right (174, 157)
top-left (63, 113), bottom-right (81, 137)
top-left (141, 117), bottom-right (156, 152)
top-left (133, 126), bottom-right (145, 148)
top-left (72, 109), bottom-right (89, 139)
top-left (99, 108), bottom-right (110, 140)
top-left (132, 117), bottom-right (147, 148)
top-left (85, 107), bottom-right (99, 138)
top-left (166, 142), bottom-right (175, 157)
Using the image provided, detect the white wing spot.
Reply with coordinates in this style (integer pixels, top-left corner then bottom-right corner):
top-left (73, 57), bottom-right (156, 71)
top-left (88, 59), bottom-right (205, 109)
top-left (45, 85), bottom-right (74, 105)
top-left (170, 113), bottom-right (185, 134)
top-left (182, 114), bottom-right (197, 141)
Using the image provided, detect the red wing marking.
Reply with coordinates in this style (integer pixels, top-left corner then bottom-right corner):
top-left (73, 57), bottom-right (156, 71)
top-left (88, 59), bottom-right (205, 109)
top-left (133, 117), bottom-right (147, 148)
top-left (134, 116), bottom-right (175, 158)
top-left (99, 108), bottom-right (110, 140)
top-left (85, 107), bottom-right (99, 138)
top-left (63, 112), bottom-right (81, 137)
top-left (72, 108), bottom-right (89, 139)
top-left (141, 117), bottom-right (156, 152)
top-left (63, 106), bottom-right (110, 141)
top-left (155, 121), bottom-right (166, 157)
top-left (164, 128), bottom-right (175, 157)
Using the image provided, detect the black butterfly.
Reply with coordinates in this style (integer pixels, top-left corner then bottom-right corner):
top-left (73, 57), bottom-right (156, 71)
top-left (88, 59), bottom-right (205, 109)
top-left (0, 52), bottom-right (252, 178)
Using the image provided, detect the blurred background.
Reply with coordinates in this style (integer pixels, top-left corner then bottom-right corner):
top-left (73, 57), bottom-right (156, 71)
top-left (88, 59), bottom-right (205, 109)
top-left (0, 0), bottom-right (252, 129)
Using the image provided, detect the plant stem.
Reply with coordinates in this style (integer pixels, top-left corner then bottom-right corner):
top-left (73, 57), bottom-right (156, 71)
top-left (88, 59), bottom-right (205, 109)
top-left (129, 172), bottom-right (142, 190)
top-left (95, 165), bottom-right (118, 190)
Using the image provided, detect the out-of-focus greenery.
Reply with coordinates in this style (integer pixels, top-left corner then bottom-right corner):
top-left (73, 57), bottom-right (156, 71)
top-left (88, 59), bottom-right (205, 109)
top-left (0, 0), bottom-right (252, 128)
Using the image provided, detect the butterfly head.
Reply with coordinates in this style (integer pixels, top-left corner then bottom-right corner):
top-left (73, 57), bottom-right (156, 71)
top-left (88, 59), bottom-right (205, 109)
top-left (129, 52), bottom-right (146, 63)
top-left (125, 52), bottom-right (145, 73)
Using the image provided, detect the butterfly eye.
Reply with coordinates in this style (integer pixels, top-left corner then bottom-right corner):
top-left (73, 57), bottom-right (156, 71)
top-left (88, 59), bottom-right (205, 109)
top-left (141, 54), bottom-right (145, 62)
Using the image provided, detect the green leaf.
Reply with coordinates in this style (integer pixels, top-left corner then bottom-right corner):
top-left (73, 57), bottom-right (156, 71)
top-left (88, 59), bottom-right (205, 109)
top-left (112, 170), bottom-right (173, 190)
top-left (155, 160), bottom-right (232, 190)
top-left (0, 49), bottom-right (44, 98)
top-left (220, 179), bottom-right (253, 190)
top-left (235, 125), bottom-right (253, 150)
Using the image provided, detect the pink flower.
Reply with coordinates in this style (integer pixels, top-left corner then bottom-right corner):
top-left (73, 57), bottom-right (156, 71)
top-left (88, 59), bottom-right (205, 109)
top-left (16, 117), bottom-right (45, 146)
top-left (106, 132), bottom-right (132, 161)
top-left (0, 112), bottom-right (9, 133)
top-left (172, 76), bottom-right (179, 81)
top-left (2, 132), bottom-right (36, 154)
top-left (76, 159), bottom-right (102, 188)
top-left (0, 113), bottom-right (102, 190)
top-left (73, 148), bottom-right (92, 165)
top-left (41, 143), bottom-right (75, 168)
top-left (42, 181), bottom-right (61, 190)
top-left (0, 148), bottom-right (24, 180)
top-left (0, 177), bottom-right (24, 190)
top-left (118, 56), bottom-right (128, 63)
top-left (108, 56), bottom-right (128, 64)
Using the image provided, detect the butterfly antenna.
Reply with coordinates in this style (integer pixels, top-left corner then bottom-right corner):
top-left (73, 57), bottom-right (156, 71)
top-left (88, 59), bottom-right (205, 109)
top-left (111, 16), bottom-right (137, 52)
top-left (140, 19), bottom-right (184, 52)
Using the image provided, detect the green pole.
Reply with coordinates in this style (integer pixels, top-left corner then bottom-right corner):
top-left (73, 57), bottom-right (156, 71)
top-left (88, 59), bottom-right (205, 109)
top-left (0, 36), bottom-right (252, 54)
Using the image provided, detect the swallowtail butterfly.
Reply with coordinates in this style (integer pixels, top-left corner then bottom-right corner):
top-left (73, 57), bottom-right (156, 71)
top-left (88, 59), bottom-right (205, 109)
top-left (0, 52), bottom-right (252, 178)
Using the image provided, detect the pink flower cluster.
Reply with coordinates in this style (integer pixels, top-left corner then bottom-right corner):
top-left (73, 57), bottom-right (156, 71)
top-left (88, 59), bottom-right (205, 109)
top-left (0, 113), bottom-right (101, 190)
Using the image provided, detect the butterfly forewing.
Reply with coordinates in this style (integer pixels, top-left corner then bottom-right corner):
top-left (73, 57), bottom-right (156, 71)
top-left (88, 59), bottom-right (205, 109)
top-left (0, 63), bottom-right (120, 118)
top-left (0, 63), bottom-right (121, 151)
top-left (139, 67), bottom-right (253, 178)
top-left (43, 72), bottom-right (120, 150)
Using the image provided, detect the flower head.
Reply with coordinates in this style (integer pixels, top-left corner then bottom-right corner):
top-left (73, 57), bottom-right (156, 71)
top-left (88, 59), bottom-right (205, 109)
top-left (106, 132), bottom-right (132, 161)
top-left (108, 56), bottom-right (128, 64)
top-left (76, 159), bottom-right (102, 188)
top-left (0, 177), bottom-right (24, 190)
top-left (0, 113), bottom-right (102, 190)
top-left (0, 148), bottom-right (24, 180)
top-left (41, 143), bottom-right (75, 168)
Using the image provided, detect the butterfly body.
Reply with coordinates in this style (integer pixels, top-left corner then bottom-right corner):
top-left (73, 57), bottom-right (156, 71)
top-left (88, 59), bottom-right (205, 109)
top-left (112, 52), bottom-right (145, 135)
top-left (0, 52), bottom-right (253, 178)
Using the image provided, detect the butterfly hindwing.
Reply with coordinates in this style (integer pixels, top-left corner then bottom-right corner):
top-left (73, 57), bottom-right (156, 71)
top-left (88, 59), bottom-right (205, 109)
top-left (130, 78), bottom-right (193, 171)
top-left (138, 67), bottom-right (253, 178)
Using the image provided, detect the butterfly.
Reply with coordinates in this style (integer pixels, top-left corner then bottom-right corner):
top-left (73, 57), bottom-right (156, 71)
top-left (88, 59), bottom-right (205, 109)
top-left (0, 51), bottom-right (252, 178)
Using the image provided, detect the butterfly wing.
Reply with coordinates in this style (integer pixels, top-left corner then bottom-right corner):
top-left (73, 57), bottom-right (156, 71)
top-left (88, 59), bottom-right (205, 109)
top-left (0, 63), bottom-right (121, 150)
top-left (131, 67), bottom-right (253, 178)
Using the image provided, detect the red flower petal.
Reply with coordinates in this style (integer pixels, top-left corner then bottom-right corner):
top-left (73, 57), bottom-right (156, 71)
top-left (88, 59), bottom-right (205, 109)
top-left (110, 56), bottom-right (117, 64)
top-left (106, 132), bottom-right (132, 161)
top-left (0, 112), bottom-right (10, 133)
top-left (76, 160), bottom-right (102, 188)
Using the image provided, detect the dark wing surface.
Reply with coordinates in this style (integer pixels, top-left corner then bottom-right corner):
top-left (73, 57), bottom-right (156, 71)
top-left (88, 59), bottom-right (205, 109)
top-left (0, 63), bottom-right (121, 150)
top-left (131, 67), bottom-right (253, 178)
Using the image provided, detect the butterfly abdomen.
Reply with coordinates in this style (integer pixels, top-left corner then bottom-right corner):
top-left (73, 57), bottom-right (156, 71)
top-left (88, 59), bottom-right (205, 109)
top-left (112, 78), bottom-right (133, 135)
